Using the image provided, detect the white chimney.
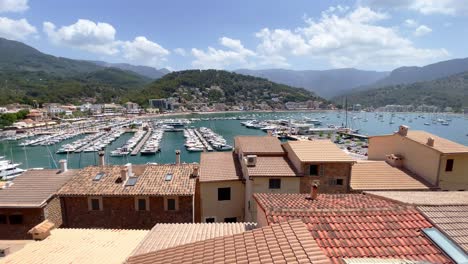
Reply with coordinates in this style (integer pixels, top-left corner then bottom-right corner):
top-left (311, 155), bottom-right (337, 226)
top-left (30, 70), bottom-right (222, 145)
top-left (98, 151), bottom-right (105, 166)
top-left (175, 150), bottom-right (181, 165)
top-left (427, 137), bottom-right (435, 147)
top-left (125, 163), bottom-right (133, 177)
top-left (398, 125), bottom-right (409, 136)
top-left (192, 166), bottom-right (199, 177)
top-left (246, 155), bottom-right (257, 167)
top-left (59, 159), bottom-right (68, 173)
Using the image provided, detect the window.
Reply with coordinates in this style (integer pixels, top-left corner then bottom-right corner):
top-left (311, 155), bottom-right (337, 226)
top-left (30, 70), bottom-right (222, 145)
top-left (445, 159), bottom-right (454, 172)
top-left (167, 199), bottom-right (176, 211)
top-left (309, 165), bottom-right (319, 176)
top-left (137, 198), bottom-right (148, 211)
top-left (224, 217), bottom-right (237, 223)
top-left (0, 215), bottom-right (6, 224)
top-left (9, 215), bottom-right (23, 225)
top-left (165, 173), bottom-right (173, 181)
top-left (93, 172), bottom-right (105, 181)
top-left (88, 197), bottom-right (102, 211)
top-left (329, 179), bottom-right (344, 186)
top-left (269, 179), bottom-right (281, 189)
top-left (125, 177), bottom-right (138, 186)
top-left (218, 187), bottom-right (231, 201)
top-left (205, 217), bottom-right (215, 223)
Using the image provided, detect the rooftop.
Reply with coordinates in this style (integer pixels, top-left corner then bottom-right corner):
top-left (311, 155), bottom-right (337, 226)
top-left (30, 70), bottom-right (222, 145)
top-left (234, 136), bottom-right (285, 155)
top-left (350, 161), bottom-right (432, 191)
top-left (199, 152), bottom-right (242, 182)
top-left (131, 222), bottom-right (257, 256)
top-left (254, 193), bottom-right (452, 264)
top-left (126, 220), bottom-right (330, 264)
top-left (58, 164), bottom-right (197, 197)
top-left (406, 130), bottom-right (468, 154)
top-left (0, 169), bottom-right (77, 208)
top-left (246, 156), bottom-right (297, 177)
top-left (284, 140), bottom-right (355, 163)
top-left (366, 191), bottom-right (468, 206)
top-left (1, 228), bottom-right (148, 264)
top-left (418, 205), bottom-right (468, 253)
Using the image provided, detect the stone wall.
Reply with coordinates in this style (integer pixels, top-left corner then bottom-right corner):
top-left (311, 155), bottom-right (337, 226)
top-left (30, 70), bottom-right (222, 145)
top-left (300, 163), bottom-right (351, 193)
top-left (44, 197), bottom-right (63, 227)
top-left (0, 208), bottom-right (43, 239)
top-left (61, 196), bottom-right (193, 229)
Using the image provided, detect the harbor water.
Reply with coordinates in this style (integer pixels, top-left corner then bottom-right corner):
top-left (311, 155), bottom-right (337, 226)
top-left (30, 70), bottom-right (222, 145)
top-left (1, 111), bottom-right (467, 169)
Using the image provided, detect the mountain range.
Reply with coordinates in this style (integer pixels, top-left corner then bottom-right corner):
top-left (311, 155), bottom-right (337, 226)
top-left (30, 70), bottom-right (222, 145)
top-left (91, 61), bottom-right (170, 79)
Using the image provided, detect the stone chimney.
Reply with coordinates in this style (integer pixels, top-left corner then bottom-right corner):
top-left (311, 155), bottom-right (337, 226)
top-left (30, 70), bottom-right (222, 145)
top-left (310, 183), bottom-right (319, 200)
top-left (59, 159), bottom-right (67, 173)
top-left (175, 150), bottom-right (181, 165)
top-left (426, 137), bottom-right (435, 147)
top-left (386, 154), bottom-right (404, 167)
top-left (98, 151), bottom-right (105, 166)
top-left (119, 167), bottom-right (128, 183)
top-left (191, 166), bottom-right (199, 178)
top-left (397, 125), bottom-right (409, 136)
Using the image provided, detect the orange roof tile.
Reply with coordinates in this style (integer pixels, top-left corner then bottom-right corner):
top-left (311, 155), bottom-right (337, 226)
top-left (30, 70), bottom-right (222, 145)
top-left (126, 220), bottom-right (330, 264)
top-left (366, 191), bottom-right (468, 206)
top-left (285, 140), bottom-right (355, 162)
top-left (351, 161), bottom-right (432, 191)
top-left (234, 136), bottom-right (285, 155)
top-left (405, 130), bottom-right (468, 154)
top-left (247, 156), bottom-right (298, 177)
top-left (58, 164), bottom-right (196, 197)
top-left (254, 193), bottom-right (453, 264)
top-left (199, 152), bottom-right (242, 182)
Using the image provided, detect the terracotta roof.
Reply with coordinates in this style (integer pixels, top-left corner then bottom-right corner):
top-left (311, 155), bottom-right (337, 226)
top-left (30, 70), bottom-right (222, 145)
top-left (126, 220), bottom-right (330, 264)
top-left (366, 191), bottom-right (468, 206)
top-left (350, 161), bottom-right (431, 191)
top-left (246, 156), bottom-right (298, 177)
top-left (199, 152), bottom-right (242, 182)
top-left (234, 136), bottom-right (285, 155)
top-left (284, 140), bottom-right (355, 162)
top-left (1, 228), bottom-right (148, 264)
top-left (254, 193), bottom-right (452, 264)
top-left (405, 130), bottom-right (468, 154)
top-left (131, 222), bottom-right (257, 255)
top-left (58, 164), bottom-right (196, 196)
top-left (418, 205), bottom-right (468, 253)
top-left (0, 169), bottom-right (77, 208)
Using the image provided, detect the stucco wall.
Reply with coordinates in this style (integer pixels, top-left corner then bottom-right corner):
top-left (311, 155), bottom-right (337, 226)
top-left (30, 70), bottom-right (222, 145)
top-left (283, 143), bottom-right (303, 173)
top-left (439, 154), bottom-right (468, 190)
top-left (199, 180), bottom-right (244, 223)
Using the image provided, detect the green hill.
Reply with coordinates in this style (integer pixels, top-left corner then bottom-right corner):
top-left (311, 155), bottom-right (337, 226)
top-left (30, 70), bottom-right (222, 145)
top-left (334, 71), bottom-right (468, 111)
top-left (125, 70), bottom-right (324, 108)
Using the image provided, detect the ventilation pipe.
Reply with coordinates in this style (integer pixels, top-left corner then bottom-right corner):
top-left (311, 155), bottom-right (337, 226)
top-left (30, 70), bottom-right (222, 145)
top-left (98, 151), bottom-right (105, 166)
top-left (175, 150), bottom-right (181, 165)
top-left (310, 183), bottom-right (319, 200)
top-left (59, 159), bottom-right (68, 173)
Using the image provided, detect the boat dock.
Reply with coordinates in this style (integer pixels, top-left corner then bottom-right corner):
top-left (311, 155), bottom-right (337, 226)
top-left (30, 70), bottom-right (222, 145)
top-left (130, 129), bottom-right (151, 156)
top-left (337, 131), bottom-right (369, 140)
top-left (193, 129), bottom-right (213, 151)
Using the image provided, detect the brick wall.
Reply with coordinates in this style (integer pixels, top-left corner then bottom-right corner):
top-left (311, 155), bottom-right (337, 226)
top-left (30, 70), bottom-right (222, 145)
top-left (43, 197), bottom-right (63, 227)
top-left (300, 163), bottom-right (351, 193)
top-left (61, 196), bottom-right (193, 229)
top-left (0, 208), bottom-right (44, 239)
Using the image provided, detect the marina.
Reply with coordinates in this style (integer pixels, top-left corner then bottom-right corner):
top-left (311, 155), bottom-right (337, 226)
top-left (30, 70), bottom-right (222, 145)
top-left (0, 111), bottom-right (467, 170)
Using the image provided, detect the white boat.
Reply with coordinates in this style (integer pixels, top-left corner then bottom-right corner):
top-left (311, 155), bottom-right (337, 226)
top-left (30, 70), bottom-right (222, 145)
top-left (0, 160), bottom-right (25, 180)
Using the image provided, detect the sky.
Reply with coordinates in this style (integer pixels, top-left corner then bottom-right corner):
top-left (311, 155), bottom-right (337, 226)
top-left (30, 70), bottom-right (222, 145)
top-left (0, 0), bottom-right (467, 71)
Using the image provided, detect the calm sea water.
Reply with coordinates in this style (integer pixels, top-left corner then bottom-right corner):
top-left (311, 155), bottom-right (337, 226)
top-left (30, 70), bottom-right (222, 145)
top-left (1, 111), bottom-right (467, 169)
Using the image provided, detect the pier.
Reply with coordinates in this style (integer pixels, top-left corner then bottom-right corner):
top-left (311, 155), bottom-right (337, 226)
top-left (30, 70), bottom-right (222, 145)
top-left (337, 131), bottom-right (369, 140)
top-left (193, 129), bottom-right (213, 151)
top-left (131, 129), bottom-right (151, 156)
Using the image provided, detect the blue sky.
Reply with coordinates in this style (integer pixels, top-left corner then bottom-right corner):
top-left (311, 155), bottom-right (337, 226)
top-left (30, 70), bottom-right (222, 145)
top-left (0, 0), bottom-right (467, 71)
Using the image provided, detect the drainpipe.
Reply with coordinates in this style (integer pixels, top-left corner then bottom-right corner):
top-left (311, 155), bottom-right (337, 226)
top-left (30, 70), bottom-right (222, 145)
top-left (192, 195), bottom-right (195, 223)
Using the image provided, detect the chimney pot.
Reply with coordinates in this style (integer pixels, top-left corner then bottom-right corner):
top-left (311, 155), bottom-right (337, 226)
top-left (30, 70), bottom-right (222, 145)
top-left (426, 137), bottom-right (435, 147)
top-left (192, 166), bottom-right (199, 177)
top-left (120, 167), bottom-right (128, 183)
top-left (175, 150), bottom-right (181, 165)
top-left (398, 125), bottom-right (409, 136)
top-left (98, 151), bottom-right (105, 166)
top-left (59, 159), bottom-right (67, 173)
top-left (310, 183), bottom-right (319, 200)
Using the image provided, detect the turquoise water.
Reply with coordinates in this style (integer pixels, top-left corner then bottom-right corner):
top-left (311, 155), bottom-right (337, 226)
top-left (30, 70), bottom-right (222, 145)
top-left (1, 111), bottom-right (467, 169)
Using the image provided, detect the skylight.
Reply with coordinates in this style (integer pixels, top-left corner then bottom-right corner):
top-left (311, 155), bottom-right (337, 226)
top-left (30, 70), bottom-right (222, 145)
top-left (93, 172), bottom-right (105, 181)
top-left (423, 228), bottom-right (468, 263)
top-left (125, 177), bottom-right (138, 186)
top-left (165, 173), bottom-right (173, 181)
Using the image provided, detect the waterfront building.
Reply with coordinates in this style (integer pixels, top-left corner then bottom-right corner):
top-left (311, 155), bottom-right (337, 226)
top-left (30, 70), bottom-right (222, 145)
top-left (368, 125), bottom-right (468, 191)
top-left (125, 101), bottom-right (141, 114)
top-left (102, 103), bottom-right (124, 114)
top-left (0, 162), bottom-right (76, 239)
top-left (254, 192), bottom-right (454, 263)
top-left (148, 98), bottom-right (179, 112)
top-left (57, 163), bottom-right (198, 229)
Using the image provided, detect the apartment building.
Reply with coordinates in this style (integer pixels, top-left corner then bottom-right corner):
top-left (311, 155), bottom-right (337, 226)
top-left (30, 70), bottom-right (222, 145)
top-left (368, 125), bottom-right (468, 191)
top-left (57, 163), bottom-right (197, 229)
top-left (0, 163), bottom-right (76, 239)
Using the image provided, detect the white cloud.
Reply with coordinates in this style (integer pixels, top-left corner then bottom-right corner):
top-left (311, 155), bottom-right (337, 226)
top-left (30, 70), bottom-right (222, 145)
top-left (0, 17), bottom-right (36, 40)
top-left (360, 0), bottom-right (468, 15)
top-left (0, 0), bottom-right (28, 13)
top-left (414, 25), bottom-right (432, 36)
top-left (404, 19), bottom-right (418, 28)
top-left (255, 6), bottom-right (448, 69)
top-left (173, 48), bottom-right (187, 56)
top-left (191, 37), bottom-right (256, 69)
top-left (43, 19), bottom-right (119, 55)
top-left (122, 36), bottom-right (170, 67)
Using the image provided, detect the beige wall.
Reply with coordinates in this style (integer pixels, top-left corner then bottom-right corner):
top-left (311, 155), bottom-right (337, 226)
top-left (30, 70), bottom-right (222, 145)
top-left (283, 143), bottom-right (303, 173)
top-left (199, 180), bottom-right (244, 223)
top-left (368, 134), bottom-right (441, 186)
top-left (256, 203), bottom-right (269, 228)
top-left (438, 154), bottom-right (468, 191)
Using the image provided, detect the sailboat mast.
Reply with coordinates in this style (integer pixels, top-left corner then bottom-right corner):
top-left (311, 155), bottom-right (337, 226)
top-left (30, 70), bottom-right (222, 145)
top-left (345, 98), bottom-right (348, 128)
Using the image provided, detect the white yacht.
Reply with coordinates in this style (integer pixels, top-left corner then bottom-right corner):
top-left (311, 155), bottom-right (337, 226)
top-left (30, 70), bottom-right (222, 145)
top-left (0, 159), bottom-right (25, 180)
